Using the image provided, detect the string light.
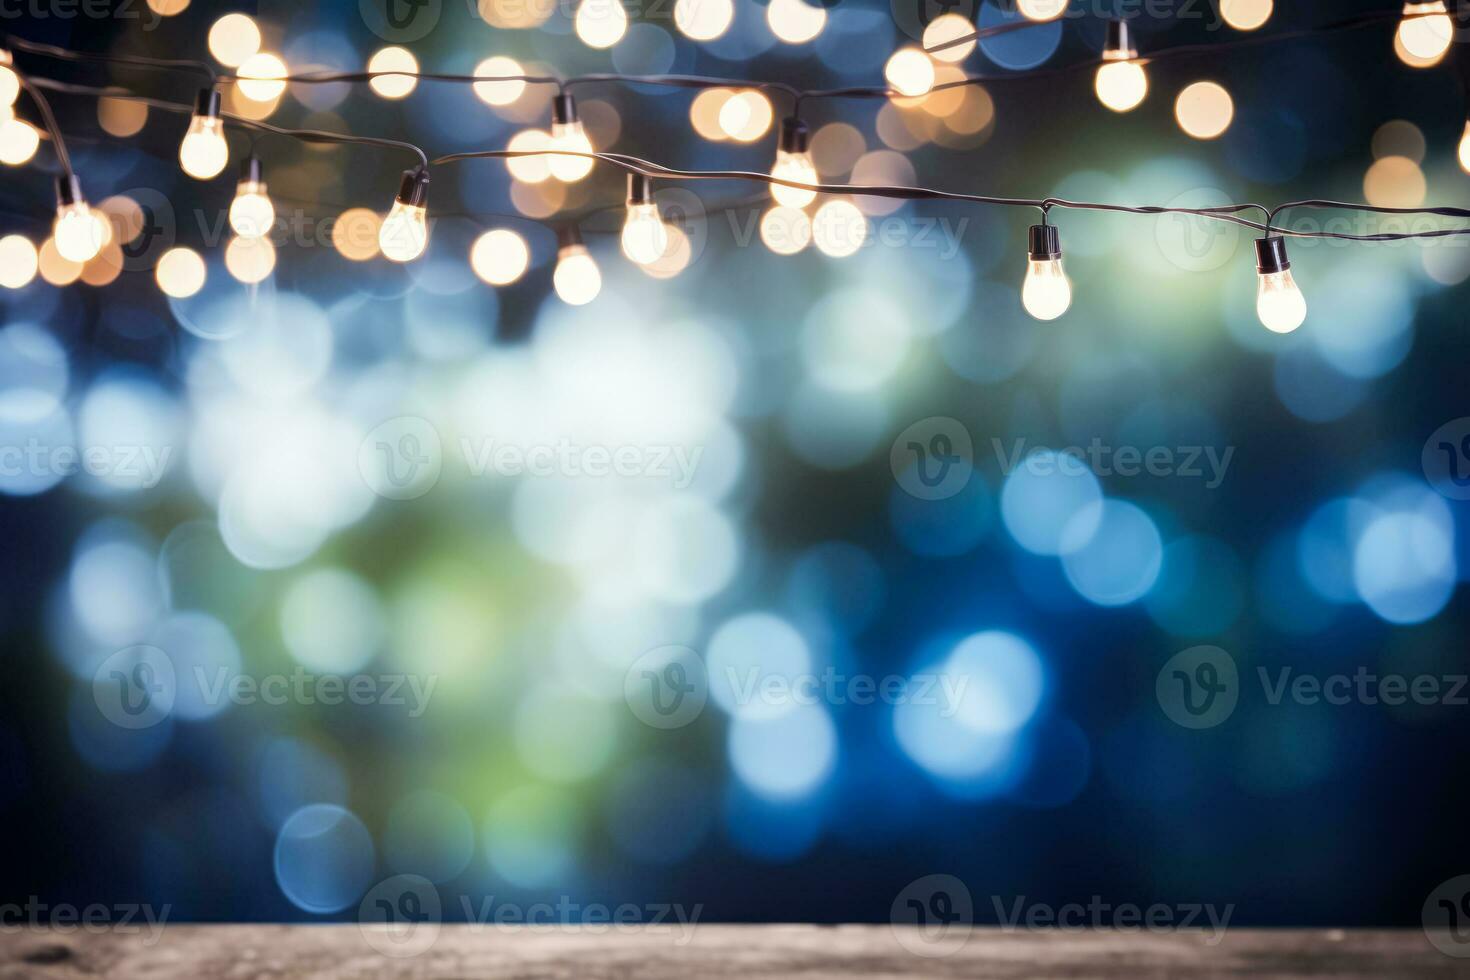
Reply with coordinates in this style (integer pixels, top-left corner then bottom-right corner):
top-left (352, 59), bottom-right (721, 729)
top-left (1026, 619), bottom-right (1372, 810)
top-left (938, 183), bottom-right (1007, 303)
top-left (0, 234), bottom-right (37, 289)
top-left (179, 87), bottom-right (228, 179)
top-left (1220, 0), bottom-right (1274, 31)
top-left (469, 229), bottom-right (530, 285)
top-left (1458, 121), bottom-right (1470, 176)
top-left (52, 175), bottom-right (105, 264)
top-left (155, 245), bottom-right (206, 297)
top-left (760, 205), bottom-right (812, 255)
top-left (1017, 0), bottom-right (1068, 23)
top-left (1094, 20), bottom-right (1148, 113)
top-left (1254, 235), bottom-right (1306, 333)
top-left (574, 0), bottom-right (628, 49)
top-left (207, 13), bottom-right (261, 67)
top-left (767, 0), bottom-right (825, 44)
top-left (620, 174), bottom-right (670, 266)
top-left (1175, 81), bottom-right (1234, 139)
top-left (0, 49), bottom-right (18, 107)
top-left (1395, 1), bottom-right (1453, 65)
top-left (224, 234), bottom-right (275, 283)
top-left (811, 198), bottom-right (867, 257)
top-left (367, 47), bottom-right (419, 99)
top-left (1021, 223), bottom-right (1072, 321)
top-left (884, 48), bottom-right (935, 98)
top-left (379, 167), bottom-right (430, 263)
top-left (229, 156), bottom-right (274, 238)
top-left (0, 114), bottom-right (38, 165)
top-left (553, 226), bottom-right (602, 305)
top-left (548, 94), bottom-right (595, 182)
top-left (236, 52), bottom-right (287, 102)
top-left (674, 0), bottom-right (734, 41)
top-left (473, 57), bottom-right (527, 106)
top-left (923, 14), bottom-right (978, 63)
top-left (769, 117), bottom-right (817, 208)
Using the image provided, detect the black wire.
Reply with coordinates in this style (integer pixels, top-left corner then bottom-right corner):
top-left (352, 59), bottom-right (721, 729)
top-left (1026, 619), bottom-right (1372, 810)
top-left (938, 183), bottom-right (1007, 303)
top-left (15, 73), bottom-right (71, 178)
top-left (3, 33), bottom-right (216, 84)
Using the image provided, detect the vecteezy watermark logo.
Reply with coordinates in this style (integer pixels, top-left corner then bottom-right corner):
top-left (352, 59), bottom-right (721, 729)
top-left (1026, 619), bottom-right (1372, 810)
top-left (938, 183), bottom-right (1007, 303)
top-left (888, 0), bottom-right (976, 45)
top-left (359, 417), bottom-right (443, 501)
top-left (1422, 418), bottom-right (1470, 501)
top-left (1154, 188), bottom-right (1242, 274)
top-left (360, 0), bottom-right (442, 40)
top-left (891, 417), bottom-right (973, 501)
top-left (0, 0), bottom-right (167, 30)
top-left (359, 874), bottom-right (442, 958)
top-left (1424, 876), bottom-right (1470, 957)
top-left (0, 899), bottom-right (171, 945)
top-left (93, 645), bottom-right (175, 730)
top-left (624, 645), bottom-right (708, 730)
top-left (992, 895), bottom-right (1233, 945)
top-left (890, 874), bottom-right (973, 958)
top-left (1156, 646), bottom-right (1238, 730)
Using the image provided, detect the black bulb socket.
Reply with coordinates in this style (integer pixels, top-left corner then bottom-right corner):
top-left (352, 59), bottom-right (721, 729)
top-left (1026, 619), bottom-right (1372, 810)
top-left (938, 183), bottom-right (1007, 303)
top-left (552, 93), bottom-right (578, 125)
top-left (54, 174), bottom-right (84, 208)
top-left (1255, 236), bottom-right (1290, 275)
top-left (395, 167), bottom-right (430, 208)
top-left (1105, 19), bottom-right (1135, 58)
top-left (626, 173), bottom-right (654, 206)
top-left (194, 87), bottom-right (222, 119)
top-left (557, 224), bottom-right (585, 250)
top-left (1028, 224), bottom-right (1061, 261)
top-left (239, 154), bottom-right (263, 184)
top-left (779, 117), bottom-right (810, 154)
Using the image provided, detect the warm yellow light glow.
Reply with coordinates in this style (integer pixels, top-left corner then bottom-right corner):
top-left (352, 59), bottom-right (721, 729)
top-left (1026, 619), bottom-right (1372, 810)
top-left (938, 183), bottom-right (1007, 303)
top-left (548, 120), bottom-right (595, 181)
top-left (506, 129), bottom-right (554, 183)
top-left (1363, 155), bottom-right (1427, 208)
top-left (368, 47), bottom-right (419, 99)
top-left (1220, 0), bottom-right (1272, 30)
top-left (885, 48), bottom-right (936, 98)
top-left (332, 208), bottom-right (382, 261)
top-left (812, 198), bottom-right (867, 257)
top-left (923, 13), bottom-right (976, 63)
top-left (236, 53), bottom-right (288, 102)
top-left (1459, 122), bottom-right (1470, 175)
top-left (1257, 269), bottom-right (1306, 333)
top-left (146, 0), bottom-right (189, 15)
top-left (1094, 58), bottom-right (1148, 112)
top-left (717, 90), bottom-right (773, 142)
top-left (230, 180), bottom-right (275, 238)
top-left (760, 205), bottom-right (811, 255)
top-left (770, 149), bottom-right (818, 208)
top-left (473, 57), bottom-right (527, 106)
top-left (553, 245), bottom-right (601, 305)
top-left (1017, 0), bottom-right (1067, 22)
top-left (54, 202), bottom-right (105, 263)
top-left (224, 235), bottom-right (275, 283)
top-left (0, 52), bottom-right (18, 107)
top-left (1397, 1), bottom-right (1453, 63)
top-left (98, 97), bottom-right (148, 137)
top-left (640, 223), bottom-right (691, 278)
top-left (0, 234), bottom-right (37, 289)
top-left (208, 14), bottom-right (261, 67)
top-left (0, 117), bottom-right (38, 165)
top-left (675, 0), bottom-right (734, 40)
top-left (1175, 81), bottom-right (1233, 139)
top-left (620, 202), bottom-right (669, 265)
top-left (155, 246), bottom-right (206, 298)
top-left (179, 114), bottom-right (229, 179)
top-left (767, 0), bottom-right (826, 43)
top-left (470, 229), bottom-right (530, 285)
top-left (38, 239), bottom-right (82, 286)
top-left (1021, 257), bottom-right (1071, 320)
top-left (575, 0), bottom-right (628, 48)
top-left (379, 200), bottom-right (428, 262)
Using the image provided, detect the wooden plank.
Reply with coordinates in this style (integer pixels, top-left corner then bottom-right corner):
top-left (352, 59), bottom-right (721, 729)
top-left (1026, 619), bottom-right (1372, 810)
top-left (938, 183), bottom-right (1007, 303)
top-left (0, 925), bottom-right (1461, 979)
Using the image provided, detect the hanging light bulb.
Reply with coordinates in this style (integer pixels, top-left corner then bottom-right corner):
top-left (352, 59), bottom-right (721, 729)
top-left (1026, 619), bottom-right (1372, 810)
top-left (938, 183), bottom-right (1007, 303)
top-left (547, 94), bottom-right (595, 182)
top-left (1254, 235), bottom-right (1306, 333)
top-left (0, 49), bottom-right (17, 108)
top-left (620, 174), bottom-right (669, 266)
top-left (1396, 1), bottom-right (1453, 65)
top-left (1458, 120), bottom-right (1470, 175)
top-left (229, 155), bottom-right (275, 238)
top-left (553, 226), bottom-right (602, 305)
top-left (1094, 20), bottom-right (1148, 112)
top-left (52, 175), bottom-right (105, 264)
top-left (378, 167), bottom-right (430, 262)
top-left (770, 116), bottom-right (818, 208)
top-left (179, 88), bottom-right (229, 179)
top-left (1021, 223), bottom-right (1072, 321)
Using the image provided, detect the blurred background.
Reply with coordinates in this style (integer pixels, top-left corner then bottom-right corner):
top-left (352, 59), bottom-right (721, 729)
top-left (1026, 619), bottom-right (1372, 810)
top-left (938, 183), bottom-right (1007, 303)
top-left (0, 0), bottom-right (1467, 928)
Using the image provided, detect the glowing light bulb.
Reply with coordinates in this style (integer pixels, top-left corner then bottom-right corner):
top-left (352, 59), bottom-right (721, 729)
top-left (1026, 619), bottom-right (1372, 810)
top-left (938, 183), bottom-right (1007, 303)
top-left (923, 13), bottom-right (976, 63)
top-left (575, 0), bottom-right (628, 48)
top-left (207, 13), bottom-right (261, 67)
top-left (473, 56), bottom-right (526, 106)
top-left (367, 46), bottom-right (418, 99)
top-left (767, 0), bottom-right (825, 43)
top-left (229, 156), bottom-right (274, 238)
top-left (379, 168), bottom-right (429, 263)
top-left (0, 50), bottom-right (17, 107)
top-left (760, 206), bottom-right (811, 255)
top-left (1017, 0), bottom-right (1067, 22)
top-left (1459, 121), bottom-right (1470, 175)
top-left (1220, 0), bottom-right (1272, 31)
top-left (1397, 1), bottom-right (1453, 64)
top-left (52, 176), bottom-right (105, 264)
top-left (236, 52), bottom-right (287, 102)
top-left (470, 229), bottom-right (530, 285)
top-left (179, 88), bottom-right (229, 179)
top-left (674, 0), bottom-right (734, 40)
top-left (155, 246), bottom-right (206, 298)
top-left (0, 116), bottom-right (39, 165)
top-left (1255, 236), bottom-right (1305, 333)
top-left (553, 232), bottom-right (601, 305)
top-left (224, 235), bottom-right (275, 283)
top-left (620, 175), bottom-right (669, 266)
top-left (1094, 21), bottom-right (1147, 112)
top-left (547, 95), bottom-right (595, 182)
top-left (0, 234), bottom-right (38, 289)
top-left (770, 116), bottom-right (818, 208)
top-left (885, 47), bottom-right (935, 98)
top-left (1021, 224), bottom-right (1071, 321)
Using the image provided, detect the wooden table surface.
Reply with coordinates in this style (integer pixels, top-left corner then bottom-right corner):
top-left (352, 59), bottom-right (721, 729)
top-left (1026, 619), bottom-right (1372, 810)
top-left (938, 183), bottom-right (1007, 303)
top-left (1, 926), bottom-right (1465, 978)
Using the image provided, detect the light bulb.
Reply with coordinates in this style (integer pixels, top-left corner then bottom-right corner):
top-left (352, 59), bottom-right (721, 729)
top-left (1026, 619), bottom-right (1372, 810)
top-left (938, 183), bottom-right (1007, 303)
top-left (1094, 21), bottom-right (1147, 112)
top-left (767, 0), bottom-right (825, 43)
top-left (224, 235), bottom-right (275, 283)
top-left (1397, 1), bottom-right (1453, 64)
top-left (1017, 0), bottom-right (1067, 21)
top-left (620, 175), bottom-right (669, 266)
top-left (1021, 224), bottom-right (1072, 321)
top-left (770, 117), bottom-right (818, 208)
top-left (0, 234), bottom-right (38, 289)
top-left (379, 168), bottom-right (430, 263)
top-left (760, 206), bottom-right (811, 255)
top-left (574, 0), bottom-right (628, 49)
top-left (155, 246), bottom-right (207, 298)
top-left (229, 157), bottom-right (275, 238)
top-left (1459, 121), bottom-right (1470, 175)
top-left (0, 116), bottom-right (38, 165)
top-left (0, 50), bottom-right (17, 107)
top-left (179, 88), bottom-right (229, 179)
top-left (236, 52), bottom-right (288, 102)
top-left (1254, 236), bottom-right (1306, 333)
top-left (884, 47), bottom-right (935, 98)
top-left (547, 96), bottom-right (594, 182)
top-left (52, 176), bottom-right (104, 264)
top-left (554, 232), bottom-right (601, 305)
